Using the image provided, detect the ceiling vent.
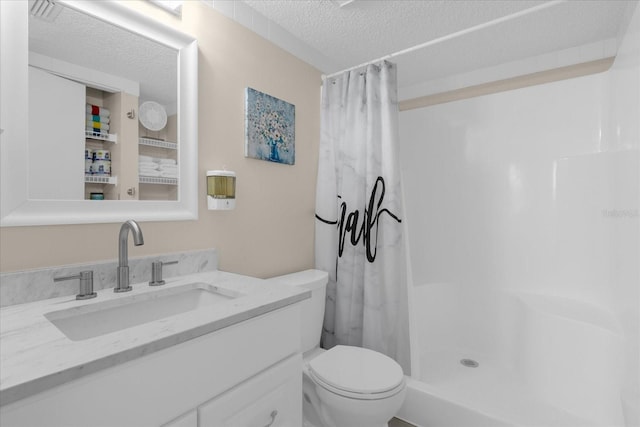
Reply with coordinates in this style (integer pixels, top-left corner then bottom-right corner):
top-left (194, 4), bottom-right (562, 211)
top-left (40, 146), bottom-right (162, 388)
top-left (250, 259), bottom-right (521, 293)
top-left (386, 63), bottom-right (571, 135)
top-left (29, 0), bottom-right (63, 22)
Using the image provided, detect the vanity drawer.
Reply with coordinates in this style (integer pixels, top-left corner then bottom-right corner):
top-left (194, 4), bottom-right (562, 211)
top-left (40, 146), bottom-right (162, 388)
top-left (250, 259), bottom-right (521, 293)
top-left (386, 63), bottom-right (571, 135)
top-left (198, 354), bottom-right (302, 427)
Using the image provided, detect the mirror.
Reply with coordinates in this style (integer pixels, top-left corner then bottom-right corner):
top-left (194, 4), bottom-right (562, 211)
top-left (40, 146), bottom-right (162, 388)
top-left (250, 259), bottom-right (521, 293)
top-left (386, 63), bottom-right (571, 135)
top-left (0, 0), bottom-right (198, 226)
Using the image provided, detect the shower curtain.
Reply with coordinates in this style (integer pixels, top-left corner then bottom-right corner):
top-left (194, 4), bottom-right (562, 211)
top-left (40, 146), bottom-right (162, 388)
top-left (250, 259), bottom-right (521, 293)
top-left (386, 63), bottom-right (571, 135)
top-left (315, 61), bottom-right (410, 373)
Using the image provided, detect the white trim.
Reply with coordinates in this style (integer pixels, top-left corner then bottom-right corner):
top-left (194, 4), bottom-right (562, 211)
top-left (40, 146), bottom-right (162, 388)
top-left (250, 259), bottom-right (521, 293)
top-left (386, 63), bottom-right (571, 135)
top-left (29, 52), bottom-right (140, 96)
top-left (61, 1), bottom-right (192, 49)
top-left (0, 0), bottom-right (29, 222)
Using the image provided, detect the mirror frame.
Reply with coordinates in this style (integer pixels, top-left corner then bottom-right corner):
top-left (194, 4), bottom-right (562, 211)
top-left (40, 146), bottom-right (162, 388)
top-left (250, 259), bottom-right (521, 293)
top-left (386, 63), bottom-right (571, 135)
top-left (0, 0), bottom-right (198, 226)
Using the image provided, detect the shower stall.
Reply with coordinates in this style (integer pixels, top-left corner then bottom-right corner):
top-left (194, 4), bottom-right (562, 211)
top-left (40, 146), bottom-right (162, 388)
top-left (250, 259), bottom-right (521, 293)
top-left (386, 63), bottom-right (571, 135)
top-left (396, 6), bottom-right (639, 427)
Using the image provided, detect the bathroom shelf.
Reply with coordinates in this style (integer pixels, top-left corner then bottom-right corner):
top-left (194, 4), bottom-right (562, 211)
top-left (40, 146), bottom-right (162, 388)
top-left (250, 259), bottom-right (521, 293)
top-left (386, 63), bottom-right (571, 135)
top-left (139, 137), bottom-right (177, 150)
top-left (85, 175), bottom-right (117, 185)
top-left (85, 131), bottom-right (117, 143)
top-left (139, 176), bottom-right (178, 185)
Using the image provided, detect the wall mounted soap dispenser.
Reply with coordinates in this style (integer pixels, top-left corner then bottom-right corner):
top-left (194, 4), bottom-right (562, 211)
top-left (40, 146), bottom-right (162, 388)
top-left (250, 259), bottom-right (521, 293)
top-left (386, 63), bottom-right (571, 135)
top-left (206, 170), bottom-right (236, 210)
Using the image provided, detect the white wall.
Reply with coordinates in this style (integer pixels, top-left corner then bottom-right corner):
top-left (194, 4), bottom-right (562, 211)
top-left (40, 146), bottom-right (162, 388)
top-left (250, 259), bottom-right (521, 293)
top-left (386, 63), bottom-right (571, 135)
top-left (401, 71), bottom-right (637, 303)
top-left (400, 3), bottom-right (639, 423)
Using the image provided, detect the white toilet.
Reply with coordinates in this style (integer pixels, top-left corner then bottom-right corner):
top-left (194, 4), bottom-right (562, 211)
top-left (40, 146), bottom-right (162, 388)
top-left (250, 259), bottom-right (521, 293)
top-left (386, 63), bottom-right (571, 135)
top-left (268, 270), bottom-right (406, 427)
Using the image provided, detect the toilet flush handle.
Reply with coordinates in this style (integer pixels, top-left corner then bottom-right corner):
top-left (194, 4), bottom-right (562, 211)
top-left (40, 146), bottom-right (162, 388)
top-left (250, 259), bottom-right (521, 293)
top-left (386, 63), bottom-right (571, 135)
top-left (262, 410), bottom-right (278, 427)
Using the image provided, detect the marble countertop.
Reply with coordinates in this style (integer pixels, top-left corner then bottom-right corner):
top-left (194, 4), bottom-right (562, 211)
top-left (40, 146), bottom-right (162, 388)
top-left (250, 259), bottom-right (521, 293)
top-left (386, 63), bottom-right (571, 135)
top-left (0, 270), bottom-right (309, 407)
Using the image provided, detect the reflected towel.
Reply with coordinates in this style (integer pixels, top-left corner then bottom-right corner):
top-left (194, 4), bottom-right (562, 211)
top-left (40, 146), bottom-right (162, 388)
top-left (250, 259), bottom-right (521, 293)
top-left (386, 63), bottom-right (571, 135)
top-left (86, 114), bottom-right (109, 124)
top-left (86, 121), bottom-right (110, 131)
top-left (139, 169), bottom-right (161, 177)
top-left (160, 170), bottom-right (178, 178)
top-left (158, 158), bottom-right (177, 165)
top-left (138, 162), bottom-right (158, 169)
top-left (86, 104), bottom-right (111, 117)
top-left (159, 165), bottom-right (178, 171)
top-left (86, 128), bottom-right (108, 136)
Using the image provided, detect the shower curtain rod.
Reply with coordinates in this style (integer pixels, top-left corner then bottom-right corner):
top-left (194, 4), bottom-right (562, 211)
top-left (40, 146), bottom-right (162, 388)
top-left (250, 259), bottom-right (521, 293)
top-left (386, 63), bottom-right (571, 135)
top-left (322, 0), bottom-right (565, 80)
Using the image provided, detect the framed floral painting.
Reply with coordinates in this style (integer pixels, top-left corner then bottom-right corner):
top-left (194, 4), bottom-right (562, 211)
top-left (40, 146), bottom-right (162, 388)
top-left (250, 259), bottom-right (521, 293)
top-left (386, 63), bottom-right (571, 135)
top-left (244, 87), bottom-right (295, 165)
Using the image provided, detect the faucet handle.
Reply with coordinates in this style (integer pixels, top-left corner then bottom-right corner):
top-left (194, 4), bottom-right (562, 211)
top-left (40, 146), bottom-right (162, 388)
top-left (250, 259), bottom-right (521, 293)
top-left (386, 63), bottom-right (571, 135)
top-left (54, 270), bottom-right (97, 300)
top-left (149, 260), bottom-right (178, 286)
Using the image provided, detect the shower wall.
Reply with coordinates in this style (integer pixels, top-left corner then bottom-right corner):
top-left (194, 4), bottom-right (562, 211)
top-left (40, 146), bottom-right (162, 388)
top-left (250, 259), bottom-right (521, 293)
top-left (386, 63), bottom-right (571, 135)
top-left (400, 71), bottom-right (637, 301)
top-left (399, 4), bottom-right (639, 423)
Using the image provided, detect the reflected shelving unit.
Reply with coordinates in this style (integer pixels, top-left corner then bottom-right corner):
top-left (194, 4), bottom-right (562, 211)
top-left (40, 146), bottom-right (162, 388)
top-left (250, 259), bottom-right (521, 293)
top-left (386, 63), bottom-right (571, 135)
top-left (84, 125), bottom-right (118, 199)
top-left (138, 116), bottom-right (178, 201)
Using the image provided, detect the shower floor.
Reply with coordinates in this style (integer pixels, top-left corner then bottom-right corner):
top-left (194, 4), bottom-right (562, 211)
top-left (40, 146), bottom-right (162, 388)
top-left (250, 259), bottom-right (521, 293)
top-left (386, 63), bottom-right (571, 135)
top-left (418, 348), bottom-right (598, 427)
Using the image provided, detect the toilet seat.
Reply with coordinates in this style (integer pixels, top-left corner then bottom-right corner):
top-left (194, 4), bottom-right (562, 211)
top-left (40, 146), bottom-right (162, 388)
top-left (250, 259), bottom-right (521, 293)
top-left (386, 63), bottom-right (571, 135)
top-left (307, 345), bottom-right (405, 400)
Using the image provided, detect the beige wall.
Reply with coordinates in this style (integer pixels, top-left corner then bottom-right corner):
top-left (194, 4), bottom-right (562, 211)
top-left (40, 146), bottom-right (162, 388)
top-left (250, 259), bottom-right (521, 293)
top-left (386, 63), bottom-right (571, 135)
top-left (0, 1), bottom-right (322, 277)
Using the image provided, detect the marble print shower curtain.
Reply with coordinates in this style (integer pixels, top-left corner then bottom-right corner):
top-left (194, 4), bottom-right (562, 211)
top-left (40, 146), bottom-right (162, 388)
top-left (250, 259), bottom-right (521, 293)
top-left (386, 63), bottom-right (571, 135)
top-left (315, 61), bottom-right (410, 373)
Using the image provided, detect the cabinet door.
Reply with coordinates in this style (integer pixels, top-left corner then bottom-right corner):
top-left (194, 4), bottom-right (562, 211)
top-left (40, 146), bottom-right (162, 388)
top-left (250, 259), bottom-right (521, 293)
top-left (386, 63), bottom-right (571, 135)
top-left (28, 66), bottom-right (85, 200)
top-left (198, 354), bottom-right (302, 427)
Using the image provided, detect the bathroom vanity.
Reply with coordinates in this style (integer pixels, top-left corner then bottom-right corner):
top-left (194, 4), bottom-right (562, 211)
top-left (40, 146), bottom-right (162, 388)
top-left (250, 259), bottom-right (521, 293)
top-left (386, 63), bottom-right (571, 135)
top-left (0, 271), bottom-right (309, 426)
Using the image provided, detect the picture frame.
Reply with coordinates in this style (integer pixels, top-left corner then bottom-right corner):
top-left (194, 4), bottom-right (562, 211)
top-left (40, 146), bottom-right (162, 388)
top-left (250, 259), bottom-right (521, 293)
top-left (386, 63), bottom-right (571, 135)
top-left (244, 87), bottom-right (295, 165)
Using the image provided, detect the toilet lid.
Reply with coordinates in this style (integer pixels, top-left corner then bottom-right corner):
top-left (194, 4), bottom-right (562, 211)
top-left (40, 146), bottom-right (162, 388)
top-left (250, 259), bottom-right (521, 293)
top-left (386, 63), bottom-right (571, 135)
top-left (308, 345), bottom-right (404, 395)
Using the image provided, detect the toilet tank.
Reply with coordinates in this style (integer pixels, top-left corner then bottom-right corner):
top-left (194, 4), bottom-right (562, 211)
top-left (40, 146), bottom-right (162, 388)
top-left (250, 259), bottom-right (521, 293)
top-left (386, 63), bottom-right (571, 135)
top-left (267, 269), bottom-right (328, 353)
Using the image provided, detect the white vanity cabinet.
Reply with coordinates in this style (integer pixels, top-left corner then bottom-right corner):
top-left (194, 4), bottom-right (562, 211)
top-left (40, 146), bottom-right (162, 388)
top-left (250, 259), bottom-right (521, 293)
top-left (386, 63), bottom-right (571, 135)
top-left (0, 304), bottom-right (302, 427)
top-left (164, 355), bottom-right (300, 427)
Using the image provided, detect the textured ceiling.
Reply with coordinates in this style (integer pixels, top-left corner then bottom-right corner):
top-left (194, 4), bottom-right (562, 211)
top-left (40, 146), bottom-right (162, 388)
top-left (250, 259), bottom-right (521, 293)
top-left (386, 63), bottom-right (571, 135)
top-left (29, 4), bottom-right (177, 107)
top-left (27, 1), bottom-right (638, 102)
top-left (242, 0), bottom-right (638, 89)
top-left (243, 0), bottom-right (546, 70)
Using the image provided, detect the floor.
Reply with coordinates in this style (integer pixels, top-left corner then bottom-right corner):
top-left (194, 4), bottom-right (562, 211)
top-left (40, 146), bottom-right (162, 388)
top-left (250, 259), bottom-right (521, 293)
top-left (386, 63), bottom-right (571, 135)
top-left (390, 417), bottom-right (416, 427)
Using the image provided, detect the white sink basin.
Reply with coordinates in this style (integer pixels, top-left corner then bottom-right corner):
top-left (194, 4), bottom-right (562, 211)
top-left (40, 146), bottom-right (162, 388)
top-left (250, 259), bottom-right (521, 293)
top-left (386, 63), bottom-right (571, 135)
top-left (45, 283), bottom-right (243, 341)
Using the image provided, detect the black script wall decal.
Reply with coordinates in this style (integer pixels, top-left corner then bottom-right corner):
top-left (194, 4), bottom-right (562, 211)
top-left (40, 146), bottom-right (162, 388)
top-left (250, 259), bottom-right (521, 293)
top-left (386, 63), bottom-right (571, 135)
top-left (316, 176), bottom-right (401, 263)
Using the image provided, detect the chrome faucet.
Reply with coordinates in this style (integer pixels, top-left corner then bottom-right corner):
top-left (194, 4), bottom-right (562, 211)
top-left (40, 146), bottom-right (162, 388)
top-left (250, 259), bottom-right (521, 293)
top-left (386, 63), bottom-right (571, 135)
top-left (115, 220), bottom-right (144, 293)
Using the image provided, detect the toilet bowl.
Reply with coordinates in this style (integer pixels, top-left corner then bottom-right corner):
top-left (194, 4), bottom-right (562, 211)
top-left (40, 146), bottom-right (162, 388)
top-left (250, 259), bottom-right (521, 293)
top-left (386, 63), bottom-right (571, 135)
top-left (304, 345), bottom-right (406, 427)
top-left (268, 270), bottom-right (407, 427)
